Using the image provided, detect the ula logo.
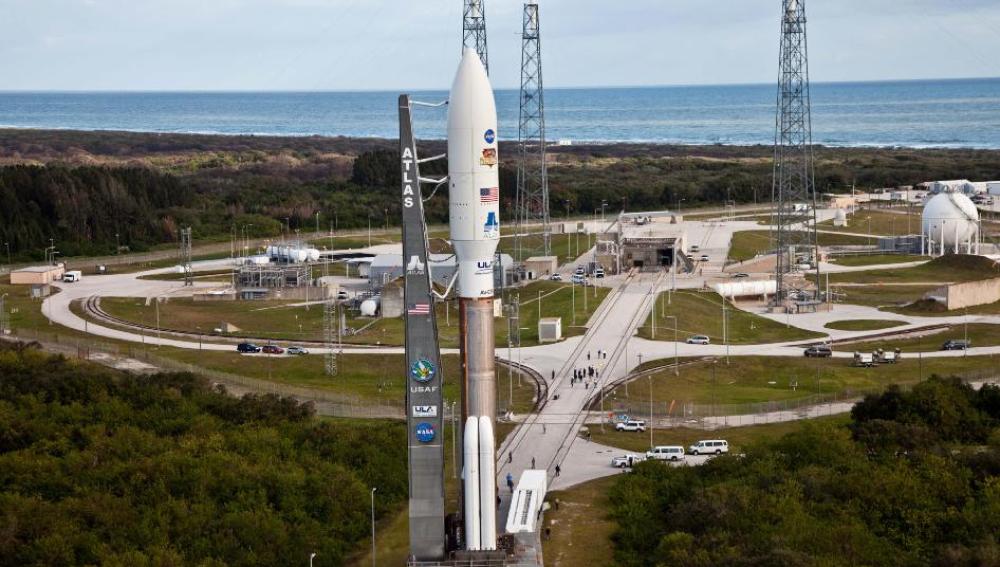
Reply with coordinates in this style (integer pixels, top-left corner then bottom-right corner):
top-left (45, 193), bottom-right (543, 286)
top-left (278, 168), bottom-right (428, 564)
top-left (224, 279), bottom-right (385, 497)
top-left (477, 261), bottom-right (493, 269)
top-left (413, 405), bottom-right (438, 418)
top-left (415, 422), bottom-right (436, 443)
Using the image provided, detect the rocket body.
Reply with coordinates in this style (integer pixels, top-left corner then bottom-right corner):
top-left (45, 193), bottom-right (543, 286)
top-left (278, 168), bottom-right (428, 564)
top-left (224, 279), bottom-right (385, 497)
top-left (449, 48), bottom-right (499, 552)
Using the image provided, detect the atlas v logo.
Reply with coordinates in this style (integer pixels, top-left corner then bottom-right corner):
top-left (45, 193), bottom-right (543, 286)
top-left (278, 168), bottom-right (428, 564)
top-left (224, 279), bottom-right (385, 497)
top-left (407, 255), bottom-right (425, 275)
top-left (483, 212), bottom-right (499, 238)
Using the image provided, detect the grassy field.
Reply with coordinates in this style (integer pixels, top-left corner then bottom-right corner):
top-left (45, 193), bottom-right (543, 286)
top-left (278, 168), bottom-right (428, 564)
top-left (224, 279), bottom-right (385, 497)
top-left (818, 208), bottom-right (923, 236)
top-left (829, 254), bottom-right (925, 267)
top-left (590, 414), bottom-right (851, 454)
top-left (542, 476), bottom-right (618, 567)
top-left (835, 323), bottom-right (1000, 352)
top-left (97, 280), bottom-right (609, 348)
top-left (833, 284), bottom-right (937, 309)
top-left (609, 355), bottom-right (1000, 407)
top-left (824, 319), bottom-right (907, 331)
top-left (727, 230), bottom-right (877, 262)
top-left (636, 290), bottom-right (825, 344)
top-left (159, 348), bottom-right (539, 412)
top-left (825, 254), bottom-right (1000, 285)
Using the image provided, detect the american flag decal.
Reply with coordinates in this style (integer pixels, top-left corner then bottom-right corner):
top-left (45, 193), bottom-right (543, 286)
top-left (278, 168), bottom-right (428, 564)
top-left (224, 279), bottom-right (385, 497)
top-left (480, 187), bottom-right (499, 203)
top-left (408, 303), bottom-right (431, 315)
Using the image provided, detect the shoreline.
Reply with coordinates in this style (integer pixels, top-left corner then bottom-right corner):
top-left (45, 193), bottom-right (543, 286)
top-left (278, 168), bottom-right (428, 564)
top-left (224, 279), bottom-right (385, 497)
top-left (2, 126), bottom-right (1000, 153)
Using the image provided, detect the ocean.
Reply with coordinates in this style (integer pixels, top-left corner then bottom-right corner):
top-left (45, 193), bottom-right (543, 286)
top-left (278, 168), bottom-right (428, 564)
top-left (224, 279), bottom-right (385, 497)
top-left (1, 77), bottom-right (999, 149)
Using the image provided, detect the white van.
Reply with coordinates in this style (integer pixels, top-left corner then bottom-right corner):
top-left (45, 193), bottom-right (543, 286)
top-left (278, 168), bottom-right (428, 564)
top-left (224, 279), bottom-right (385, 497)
top-left (646, 446), bottom-right (686, 461)
top-left (63, 270), bottom-right (83, 283)
top-left (688, 440), bottom-right (729, 456)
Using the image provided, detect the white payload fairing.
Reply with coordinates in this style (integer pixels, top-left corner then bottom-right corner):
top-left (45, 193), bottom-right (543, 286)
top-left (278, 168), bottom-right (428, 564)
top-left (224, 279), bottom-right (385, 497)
top-left (449, 48), bottom-right (500, 551)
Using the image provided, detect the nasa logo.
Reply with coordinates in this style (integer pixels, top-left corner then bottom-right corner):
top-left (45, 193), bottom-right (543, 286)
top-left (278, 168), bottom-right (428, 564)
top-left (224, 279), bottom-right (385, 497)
top-left (413, 405), bottom-right (438, 418)
top-left (484, 129), bottom-right (496, 144)
top-left (409, 359), bottom-right (436, 383)
top-left (415, 422), bottom-right (436, 443)
top-left (480, 148), bottom-right (498, 167)
top-left (483, 212), bottom-right (500, 238)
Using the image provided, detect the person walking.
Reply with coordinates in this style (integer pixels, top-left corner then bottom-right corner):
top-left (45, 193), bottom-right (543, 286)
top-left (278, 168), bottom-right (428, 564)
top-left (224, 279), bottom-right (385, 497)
top-left (543, 423), bottom-right (547, 434)
top-left (506, 472), bottom-right (514, 493)
top-left (508, 451), bottom-right (513, 464)
top-left (531, 457), bottom-right (536, 469)
top-left (555, 464), bottom-right (561, 477)
top-left (587, 352), bottom-right (591, 361)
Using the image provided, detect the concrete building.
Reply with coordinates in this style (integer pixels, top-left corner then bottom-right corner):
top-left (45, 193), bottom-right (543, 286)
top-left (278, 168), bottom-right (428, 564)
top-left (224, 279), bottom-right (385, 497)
top-left (617, 214), bottom-right (686, 272)
top-left (522, 256), bottom-right (558, 280)
top-left (11, 265), bottom-right (65, 286)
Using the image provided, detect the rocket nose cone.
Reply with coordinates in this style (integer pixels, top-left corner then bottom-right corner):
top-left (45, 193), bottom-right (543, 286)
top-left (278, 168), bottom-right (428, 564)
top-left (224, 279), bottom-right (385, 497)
top-left (448, 49), bottom-right (495, 129)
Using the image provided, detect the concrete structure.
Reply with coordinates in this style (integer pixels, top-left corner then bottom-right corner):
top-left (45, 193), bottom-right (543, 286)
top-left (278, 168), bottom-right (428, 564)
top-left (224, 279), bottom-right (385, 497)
top-left (11, 265), bottom-right (64, 285)
top-left (922, 192), bottom-right (982, 256)
top-left (617, 215), bottom-right (686, 271)
top-left (381, 281), bottom-right (404, 318)
top-left (928, 277), bottom-right (1000, 311)
top-left (538, 317), bottom-right (562, 343)
top-left (522, 256), bottom-right (558, 279)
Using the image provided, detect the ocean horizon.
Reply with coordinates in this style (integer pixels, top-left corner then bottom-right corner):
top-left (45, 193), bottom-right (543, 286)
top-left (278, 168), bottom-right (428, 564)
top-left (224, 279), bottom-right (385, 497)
top-left (2, 77), bottom-right (1000, 149)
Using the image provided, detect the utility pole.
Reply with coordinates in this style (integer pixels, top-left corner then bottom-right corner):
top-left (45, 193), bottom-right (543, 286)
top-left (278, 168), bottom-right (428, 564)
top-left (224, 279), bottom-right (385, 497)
top-left (772, 0), bottom-right (820, 307)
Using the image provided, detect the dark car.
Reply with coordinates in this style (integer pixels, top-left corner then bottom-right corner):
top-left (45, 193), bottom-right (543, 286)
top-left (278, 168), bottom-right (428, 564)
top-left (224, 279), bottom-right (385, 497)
top-left (804, 345), bottom-right (833, 358)
top-left (942, 340), bottom-right (971, 351)
top-left (237, 343), bottom-right (261, 353)
top-left (262, 345), bottom-right (285, 355)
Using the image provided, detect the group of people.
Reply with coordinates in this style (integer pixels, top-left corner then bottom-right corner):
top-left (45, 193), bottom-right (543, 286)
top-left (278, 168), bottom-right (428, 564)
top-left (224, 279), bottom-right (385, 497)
top-left (570, 365), bottom-right (599, 389)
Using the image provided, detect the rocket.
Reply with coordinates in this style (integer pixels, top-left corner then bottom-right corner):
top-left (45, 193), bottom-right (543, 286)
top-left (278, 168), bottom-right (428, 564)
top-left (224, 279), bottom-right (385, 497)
top-left (448, 48), bottom-right (499, 551)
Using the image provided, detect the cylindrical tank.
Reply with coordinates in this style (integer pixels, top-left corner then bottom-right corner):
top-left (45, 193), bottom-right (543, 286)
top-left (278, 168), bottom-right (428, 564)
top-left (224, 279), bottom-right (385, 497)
top-left (922, 192), bottom-right (979, 248)
top-left (833, 209), bottom-right (848, 227)
top-left (360, 297), bottom-right (380, 317)
top-left (247, 254), bottom-right (270, 265)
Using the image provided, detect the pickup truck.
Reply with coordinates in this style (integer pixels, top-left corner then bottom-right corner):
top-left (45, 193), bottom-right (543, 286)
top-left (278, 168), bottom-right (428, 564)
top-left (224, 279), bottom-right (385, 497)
top-left (611, 454), bottom-right (645, 469)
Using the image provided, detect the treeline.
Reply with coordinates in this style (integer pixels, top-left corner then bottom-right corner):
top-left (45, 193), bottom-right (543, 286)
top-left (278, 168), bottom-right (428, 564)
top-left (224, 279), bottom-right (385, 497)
top-left (0, 342), bottom-right (406, 566)
top-left (610, 377), bottom-right (1000, 567)
top-left (4, 129), bottom-right (1000, 261)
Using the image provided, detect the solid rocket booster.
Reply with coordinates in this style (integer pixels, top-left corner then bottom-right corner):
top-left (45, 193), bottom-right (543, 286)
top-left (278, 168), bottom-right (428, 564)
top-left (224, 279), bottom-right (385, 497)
top-left (449, 48), bottom-right (500, 552)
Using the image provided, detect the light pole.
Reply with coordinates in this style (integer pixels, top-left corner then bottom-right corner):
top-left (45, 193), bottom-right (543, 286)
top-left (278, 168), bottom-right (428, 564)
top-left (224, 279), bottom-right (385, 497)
top-left (309, 553), bottom-right (317, 567)
top-left (368, 214), bottom-right (372, 248)
top-left (665, 315), bottom-right (679, 376)
top-left (370, 487), bottom-right (378, 567)
top-left (648, 373), bottom-right (654, 450)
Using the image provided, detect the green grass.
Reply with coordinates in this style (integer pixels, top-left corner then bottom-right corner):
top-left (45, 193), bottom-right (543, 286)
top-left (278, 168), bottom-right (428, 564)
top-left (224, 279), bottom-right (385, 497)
top-left (825, 254), bottom-right (1000, 285)
top-left (158, 349), bottom-right (538, 412)
top-left (138, 269), bottom-right (234, 282)
top-left (892, 298), bottom-right (1000, 317)
top-left (589, 414), bottom-right (851, 454)
top-left (727, 230), bottom-right (877, 262)
top-left (637, 290), bottom-right (825, 344)
top-left (824, 319), bottom-right (907, 331)
top-left (833, 284), bottom-right (938, 310)
top-left (834, 323), bottom-right (1000, 352)
top-left (818, 208), bottom-right (923, 236)
top-left (608, 355), bottom-right (1000, 408)
top-left (542, 476), bottom-right (618, 567)
top-left (829, 254), bottom-right (926, 267)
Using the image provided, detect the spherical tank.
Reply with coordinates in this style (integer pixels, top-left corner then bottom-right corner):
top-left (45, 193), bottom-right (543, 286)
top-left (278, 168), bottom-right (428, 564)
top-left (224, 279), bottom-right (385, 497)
top-left (922, 192), bottom-right (979, 247)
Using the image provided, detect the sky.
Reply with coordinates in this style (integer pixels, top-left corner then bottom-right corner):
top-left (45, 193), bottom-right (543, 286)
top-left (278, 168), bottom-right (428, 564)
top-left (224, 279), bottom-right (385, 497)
top-left (2, 0), bottom-right (1000, 91)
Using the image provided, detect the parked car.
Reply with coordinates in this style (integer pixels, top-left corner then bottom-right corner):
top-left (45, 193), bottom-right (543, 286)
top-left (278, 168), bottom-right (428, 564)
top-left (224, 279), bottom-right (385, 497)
top-left (336, 290), bottom-right (350, 300)
top-left (611, 454), bottom-right (645, 469)
top-left (804, 345), bottom-right (833, 358)
top-left (646, 446), bottom-right (686, 462)
top-left (594, 269), bottom-right (605, 279)
top-left (262, 345), bottom-right (285, 355)
top-left (686, 335), bottom-right (711, 345)
top-left (942, 340), bottom-right (971, 351)
top-left (236, 343), bottom-right (261, 353)
top-left (287, 346), bottom-right (309, 355)
top-left (550, 273), bottom-right (562, 281)
top-left (700, 254), bottom-right (710, 262)
top-left (615, 420), bottom-right (646, 432)
top-left (731, 273), bottom-right (750, 279)
top-left (689, 245), bottom-right (700, 253)
top-left (574, 266), bottom-right (585, 276)
top-left (688, 440), bottom-right (729, 456)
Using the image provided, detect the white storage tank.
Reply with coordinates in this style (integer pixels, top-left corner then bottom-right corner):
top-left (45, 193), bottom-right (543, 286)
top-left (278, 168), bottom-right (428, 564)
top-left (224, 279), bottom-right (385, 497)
top-left (833, 209), bottom-right (848, 227)
top-left (360, 296), bottom-right (381, 317)
top-left (922, 192), bottom-right (980, 254)
top-left (247, 255), bottom-right (270, 265)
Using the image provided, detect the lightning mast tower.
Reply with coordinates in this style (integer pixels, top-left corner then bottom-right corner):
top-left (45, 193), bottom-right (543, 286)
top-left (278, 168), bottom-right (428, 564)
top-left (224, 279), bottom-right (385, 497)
top-left (514, 1), bottom-right (551, 261)
top-left (462, 0), bottom-right (489, 73)
top-left (324, 300), bottom-right (339, 376)
top-left (772, 0), bottom-right (820, 305)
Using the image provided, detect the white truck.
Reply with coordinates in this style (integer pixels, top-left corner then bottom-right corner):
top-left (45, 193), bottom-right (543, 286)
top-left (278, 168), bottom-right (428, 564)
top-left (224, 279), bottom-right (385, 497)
top-left (62, 270), bottom-right (83, 283)
top-left (611, 454), bottom-right (645, 469)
